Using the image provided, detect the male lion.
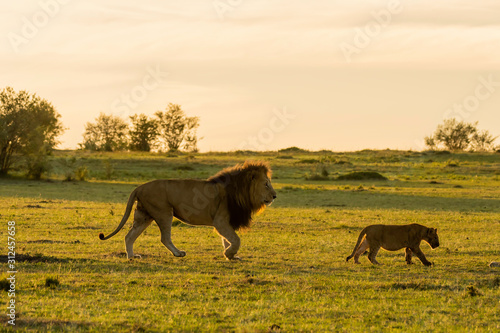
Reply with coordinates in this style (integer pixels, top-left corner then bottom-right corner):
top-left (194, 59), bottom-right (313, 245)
top-left (345, 224), bottom-right (439, 266)
top-left (99, 161), bottom-right (276, 260)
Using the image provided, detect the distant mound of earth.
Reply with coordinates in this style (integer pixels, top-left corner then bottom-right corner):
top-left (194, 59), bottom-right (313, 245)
top-left (336, 171), bottom-right (388, 181)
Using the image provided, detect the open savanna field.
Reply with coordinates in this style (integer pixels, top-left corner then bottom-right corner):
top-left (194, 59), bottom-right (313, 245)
top-left (1, 149), bottom-right (499, 332)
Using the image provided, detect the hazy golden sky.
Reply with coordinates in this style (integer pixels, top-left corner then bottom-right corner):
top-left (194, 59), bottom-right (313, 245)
top-left (2, 0), bottom-right (499, 151)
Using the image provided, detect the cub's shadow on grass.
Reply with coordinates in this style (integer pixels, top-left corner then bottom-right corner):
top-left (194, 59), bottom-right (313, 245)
top-left (275, 184), bottom-right (500, 213)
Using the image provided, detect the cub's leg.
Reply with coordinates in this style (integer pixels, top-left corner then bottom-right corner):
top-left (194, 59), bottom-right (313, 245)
top-left (154, 210), bottom-right (186, 258)
top-left (353, 238), bottom-right (369, 264)
top-left (410, 246), bottom-right (432, 266)
top-left (367, 246), bottom-right (381, 265)
top-left (405, 248), bottom-right (413, 264)
top-left (125, 205), bottom-right (153, 259)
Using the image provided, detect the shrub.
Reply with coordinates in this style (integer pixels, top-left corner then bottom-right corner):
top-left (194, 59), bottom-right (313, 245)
top-left (425, 119), bottom-right (497, 152)
top-left (465, 285), bottom-right (481, 297)
top-left (75, 166), bottom-right (89, 181)
top-left (445, 159), bottom-right (459, 168)
top-left (26, 153), bottom-right (51, 180)
top-left (45, 276), bottom-right (60, 289)
top-left (59, 157), bottom-right (88, 181)
top-left (306, 173), bottom-right (329, 181)
top-left (104, 159), bottom-right (114, 180)
top-left (0, 278), bottom-right (10, 292)
top-left (297, 159), bottom-right (319, 164)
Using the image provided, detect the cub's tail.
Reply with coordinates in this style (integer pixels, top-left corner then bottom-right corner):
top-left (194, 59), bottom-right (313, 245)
top-left (99, 188), bottom-right (138, 240)
top-left (346, 227), bottom-right (368, 262)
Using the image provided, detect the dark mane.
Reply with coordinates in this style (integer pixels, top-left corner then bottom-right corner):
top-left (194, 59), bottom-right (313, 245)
top-left (208, 160), bottom-right (271, 230)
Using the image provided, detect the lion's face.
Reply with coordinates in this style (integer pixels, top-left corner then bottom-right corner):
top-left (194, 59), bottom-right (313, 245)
top-left (253, 173), bottom-right (277, 207)
top-left (426, 228), bottom-right (440, 249)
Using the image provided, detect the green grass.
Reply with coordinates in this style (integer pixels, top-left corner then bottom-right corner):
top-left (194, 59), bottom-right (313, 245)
top-left (1, 149), bottom-right (499, 332)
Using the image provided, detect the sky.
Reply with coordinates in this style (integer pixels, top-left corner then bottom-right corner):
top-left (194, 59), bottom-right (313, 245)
top-left (1, 0), bottom-right (499, 152)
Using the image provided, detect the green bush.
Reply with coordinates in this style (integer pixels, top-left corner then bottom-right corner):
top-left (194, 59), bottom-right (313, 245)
top-left (75, 166), bottom-right (89, 181)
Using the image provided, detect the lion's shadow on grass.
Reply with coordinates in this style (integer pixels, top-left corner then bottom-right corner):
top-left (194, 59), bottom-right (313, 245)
top-left (0, 315), bottom-right (96, 331)
top-left (380, 282), bottom-right (458, 292)
top-left (0, 253), bottom-right (87, 264)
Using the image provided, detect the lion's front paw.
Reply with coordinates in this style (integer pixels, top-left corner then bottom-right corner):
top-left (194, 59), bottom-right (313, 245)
top-left (225, 255), bottom-right (241, 261)
top-left (128, 254), bottom-right (142, 260)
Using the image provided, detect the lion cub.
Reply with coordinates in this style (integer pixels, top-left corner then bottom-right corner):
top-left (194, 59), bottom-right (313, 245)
top-left (346, 224), bottom-right (439, 266)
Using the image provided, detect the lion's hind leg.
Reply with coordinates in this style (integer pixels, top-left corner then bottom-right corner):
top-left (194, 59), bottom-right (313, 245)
top-left (125, 206), bottom-right (153, 259)
top-left (367, 246), bottom-right (381, 265)
top-left (155, 212), bottom-right (186, 258)
top-left (405, 247), bottom-right (413, 265)
top-left (353, 238), bottom-right (369, 264)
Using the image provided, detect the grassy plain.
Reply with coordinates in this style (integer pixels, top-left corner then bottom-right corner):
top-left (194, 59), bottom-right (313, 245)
top-left (1, 149), bottom-right (499, 332)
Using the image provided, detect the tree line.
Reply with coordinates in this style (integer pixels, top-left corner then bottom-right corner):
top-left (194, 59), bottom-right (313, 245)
top-left (0, 86), bottom-right (498, 179)
top-left (0, 87), bottom-right (200, 178)
top-left (80, 103), bottom-right (200, 153)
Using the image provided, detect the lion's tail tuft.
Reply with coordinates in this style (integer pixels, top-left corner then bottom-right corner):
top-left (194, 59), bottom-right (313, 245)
top-left (99, 233), bottom-right (105, 240)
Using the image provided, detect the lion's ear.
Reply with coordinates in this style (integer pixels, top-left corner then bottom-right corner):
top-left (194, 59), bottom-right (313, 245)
top-left (247, 170), bottom-right (259, 181)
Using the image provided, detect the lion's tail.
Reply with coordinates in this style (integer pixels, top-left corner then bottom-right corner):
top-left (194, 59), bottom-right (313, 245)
top-left (346, 227), bottom-right (367, 262)
top-left (99, 188), bottom-right (138, 241)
